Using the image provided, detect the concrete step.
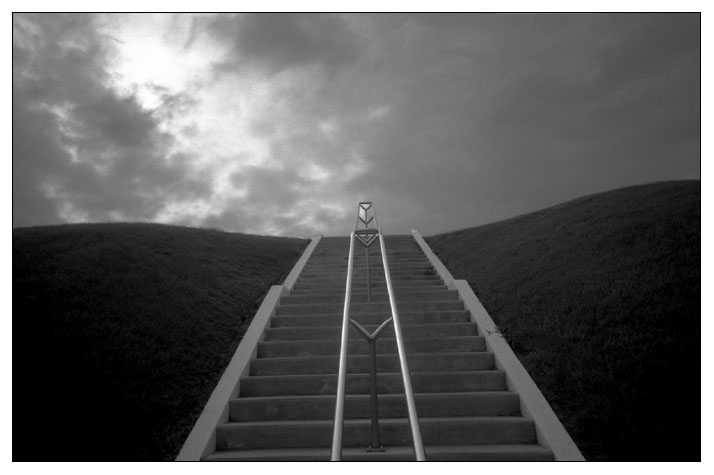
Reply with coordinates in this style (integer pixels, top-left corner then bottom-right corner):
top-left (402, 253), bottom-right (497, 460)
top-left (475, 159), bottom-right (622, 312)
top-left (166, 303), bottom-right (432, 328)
top-left (300, 269), bottom-right (431, 276)
top-left (302, 262), bottom-right (430, 269)
top-left (269, 310), bottom-right (471, 327)
top-left (303, 258), bottom-right (429, 267)
top-left (204, 444), bottom-right (554, 461)
top-left (257, 335), bottom-right (485, 357)
top-left (288, 284), bottom-right (447, 295)
top-left (239, 370), bottom-right (506, 397)
top-left (300, 269), bottom-right (437, 279)
top-left (264, 322), bottom-right (477, 341)
top-left (293, 279), bottom-right (442, 290)
top-left (249, 351), bottom-right (494, 375)
top-left (314, 258), bottom-right (426, 265)
top-left (216, 416), bottom-right (536, 450)
top-left (309, 248), bottom-right (419, 254)
top-left (275, 300), bottom-right (463, 316)
top-left (298, 271), bottom-right (441, 279)
top-left (305, 254), bottom-right (431, 269)
top-left (280, 289), bottom-right (459, 305)
top-left (293, 278), bottom-right (445, 288)
top-left (230, 391), bottom-right (520, 421)
top-left (306, 254), bottom-right (427, 261)
top-left (293, 276), bottom-right (436, 291)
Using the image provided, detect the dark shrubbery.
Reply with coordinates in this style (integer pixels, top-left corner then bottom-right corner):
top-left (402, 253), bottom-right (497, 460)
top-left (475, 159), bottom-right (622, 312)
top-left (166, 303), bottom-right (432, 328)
top-left (428, 181), bottom-right (700, 461)
top-left (13, 223), bottom-right (306, 460)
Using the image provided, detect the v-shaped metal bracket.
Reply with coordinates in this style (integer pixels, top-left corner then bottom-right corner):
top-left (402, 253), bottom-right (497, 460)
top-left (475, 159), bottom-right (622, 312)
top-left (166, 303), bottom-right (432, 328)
top-left (350, 317), bottom-right (393, 341)
top-left (349, 316), bottom-right (393, 452)
top-left (355, 228), bottom-right (379, 248)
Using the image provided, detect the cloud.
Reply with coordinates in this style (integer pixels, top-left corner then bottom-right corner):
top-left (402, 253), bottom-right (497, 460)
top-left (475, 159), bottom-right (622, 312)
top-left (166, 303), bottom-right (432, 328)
top-left (343, 14), bottom-right (700, 234)
top-left (12, 13), bottom-right (210, 227)
top-left (207, 13), bottom-right (362, 76)
top-left (12, 13), bottom-right (700, 237)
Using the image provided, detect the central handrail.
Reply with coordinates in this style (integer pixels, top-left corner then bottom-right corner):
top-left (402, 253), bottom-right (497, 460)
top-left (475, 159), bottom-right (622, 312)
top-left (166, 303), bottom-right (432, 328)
top-left (378, 233), bottom-right (426, 460)
top-left (330, 230), bottom-right (425, 461)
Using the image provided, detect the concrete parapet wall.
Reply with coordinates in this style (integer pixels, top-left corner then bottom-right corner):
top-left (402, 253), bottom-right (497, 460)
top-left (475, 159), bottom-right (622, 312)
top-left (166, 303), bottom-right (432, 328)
top-left (283, 236), bottom-right (322, 290)
top-left (176, 235), bottom-right (322, 461)
top-left (411, 230), bottom-right (584, 461)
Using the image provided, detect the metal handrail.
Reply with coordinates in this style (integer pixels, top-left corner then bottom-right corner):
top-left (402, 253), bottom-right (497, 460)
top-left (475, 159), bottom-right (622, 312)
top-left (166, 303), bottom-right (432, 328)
top-left (330, 231), bottom-right (355, 460)
top-left (378, 233), bottom-right (426, 461)
top-left (330, 230), bottom-right (425, 461)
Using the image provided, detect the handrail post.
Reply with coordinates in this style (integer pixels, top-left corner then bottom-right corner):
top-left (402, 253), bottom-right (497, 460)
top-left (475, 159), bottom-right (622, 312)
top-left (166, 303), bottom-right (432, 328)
top-left (349, 317), bottom-right (392, 453)
top-left (330, 231), bottom-right (356, 461)
top-left (366, 338), bottom-right (383, 451)
top-left (365, 247), bottom-right (371, 303)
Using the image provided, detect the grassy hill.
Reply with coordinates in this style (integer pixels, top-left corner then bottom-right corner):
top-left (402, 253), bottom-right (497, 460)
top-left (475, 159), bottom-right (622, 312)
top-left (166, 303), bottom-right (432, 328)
top-left (427, 180), bottom-right (700, 461)
top-left (12, 223), bottom-right (307, 461)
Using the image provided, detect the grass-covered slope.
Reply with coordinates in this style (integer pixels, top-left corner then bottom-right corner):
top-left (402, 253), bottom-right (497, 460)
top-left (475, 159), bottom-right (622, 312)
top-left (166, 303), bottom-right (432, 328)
top-left (12, 223), bottom-right (307, 461)
top-left (427, 180), bottom-right (700, 461)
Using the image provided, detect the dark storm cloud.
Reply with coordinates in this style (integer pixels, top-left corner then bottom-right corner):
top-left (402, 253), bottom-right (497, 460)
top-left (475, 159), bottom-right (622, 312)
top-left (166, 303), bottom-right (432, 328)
top-left (207, 148), bottom-right (351, 236)
top-left (207, 13), bottom-right (362, 75)
top-left (12, 13), bottom-right (209, 227)
top-left (331, 13), bottom-right (700, 235)
top-left (72, 93), bottom-right (159, 148)
top-left (230, 164), bottom-right (307, 207)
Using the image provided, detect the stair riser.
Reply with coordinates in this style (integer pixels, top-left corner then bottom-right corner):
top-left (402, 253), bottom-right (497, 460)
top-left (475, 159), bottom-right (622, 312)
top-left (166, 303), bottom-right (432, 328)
top-left (296, 274), bottom-right (443, 284)
top-left (270, 311), bottom-right (471, 327)
top-left (300, 270), bottom-right (437, 280)
top-left (216, 418), bottom-right (535, 450)
top-left (301, 267), bottom-right (432, 274)
top-left (230, 392), bottom-right (520, 421)
top-left (301, 264), bottom-right (429, 272)
top-left (346, 450), bottom-right (553, 462)
top-left (292, 281), bottom-right (443, 291)
top-left (275, 301), bottom-right (463, 316)
top-left (302, 260), bottom-right (430, 268)
top-left (280, 290), bottom-right (458, 305)
top-left (250, 352), bottom-right (494, 375)
top-left (288, 285), bottom-right (446, 295)
top-left (258, 336), bottom-right (486, 357)
top-left (206, 448), bottom-right (554, 462)
top-left (240, 371), bottom-right (506, 397)
top-left (264, 323), bottom-right (477, 341)
top-left (307, 256), bottom-right (426, 261)
top-left (309, 253), bottom-right (422, 256)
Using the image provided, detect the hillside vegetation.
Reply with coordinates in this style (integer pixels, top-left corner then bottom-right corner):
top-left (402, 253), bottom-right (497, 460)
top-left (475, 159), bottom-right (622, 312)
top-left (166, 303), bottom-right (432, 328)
top-left (12, 223), bottom-right (307, 461)
top-left (427, 180), bottom-right (700, 461)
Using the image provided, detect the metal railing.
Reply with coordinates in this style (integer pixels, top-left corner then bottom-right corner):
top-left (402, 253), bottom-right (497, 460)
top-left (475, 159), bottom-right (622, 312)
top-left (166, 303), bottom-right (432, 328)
top-left (330, 203), bottom-right (425, 461)
top-left (377, 232), bottom-right (425, 460)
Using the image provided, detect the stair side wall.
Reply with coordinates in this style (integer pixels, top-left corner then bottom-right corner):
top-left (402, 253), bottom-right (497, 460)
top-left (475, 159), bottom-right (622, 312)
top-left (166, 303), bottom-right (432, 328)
top-left (176, 235), bottom-right (322, 461)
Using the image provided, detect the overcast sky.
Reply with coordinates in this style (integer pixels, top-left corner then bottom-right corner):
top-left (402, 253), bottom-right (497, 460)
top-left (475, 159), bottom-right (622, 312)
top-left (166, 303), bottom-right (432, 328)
top-left (12, 13), bottom-right (700, 237)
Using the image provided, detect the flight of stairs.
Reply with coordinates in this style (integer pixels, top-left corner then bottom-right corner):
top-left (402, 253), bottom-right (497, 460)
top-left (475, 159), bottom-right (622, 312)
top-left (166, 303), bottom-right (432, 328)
top-left (203, 235), bottom-right (554, 461)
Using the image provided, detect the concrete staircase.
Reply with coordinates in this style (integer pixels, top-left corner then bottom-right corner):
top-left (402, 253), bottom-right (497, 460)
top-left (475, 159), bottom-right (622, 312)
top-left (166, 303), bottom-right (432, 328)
top-left (202, 235), bottom-right (555, 461)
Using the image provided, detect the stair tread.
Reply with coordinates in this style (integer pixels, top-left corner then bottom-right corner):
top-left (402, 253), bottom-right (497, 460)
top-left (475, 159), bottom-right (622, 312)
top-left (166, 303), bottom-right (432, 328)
top-left (259, 335), bottom-right (482, 345)
top-left (264, 322), bottom-right (476, 333)
top-left (220, 415), bottom-right (533, 427)
top-left (232, 390), bottom-right (515, 402)
top-left (203, 444), bottom-right (553, 461)
top-left (245, 369), bottom-right (501, 378)
top-left (279, 300), bottom-right (459, 306)
top-left (252, 350), bottom-right (487, 361)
